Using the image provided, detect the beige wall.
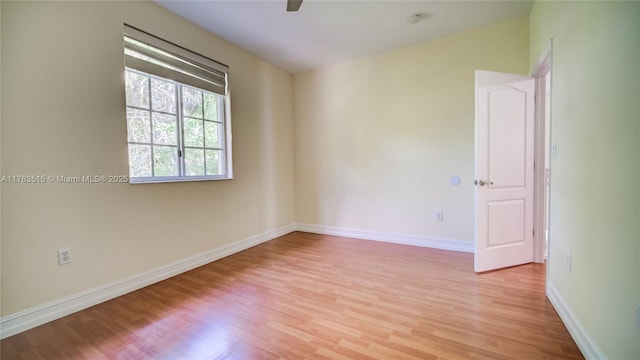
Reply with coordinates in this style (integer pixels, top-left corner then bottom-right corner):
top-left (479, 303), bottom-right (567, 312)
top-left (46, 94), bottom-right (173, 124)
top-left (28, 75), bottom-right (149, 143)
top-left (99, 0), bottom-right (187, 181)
top-left (530, 1), bottom-right (640, 358)
top-left (0, 1), bottom-right (295, 315)
top-left (5, 2), bottom-right (638, 356)
top-left (294, 17), bottom-right (528, 242)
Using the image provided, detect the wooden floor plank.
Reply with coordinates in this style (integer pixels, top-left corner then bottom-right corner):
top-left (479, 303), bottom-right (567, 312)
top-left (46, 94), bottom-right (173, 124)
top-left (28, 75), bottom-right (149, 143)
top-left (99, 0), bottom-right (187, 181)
top-left (1, 232), bottom-right (583, 359)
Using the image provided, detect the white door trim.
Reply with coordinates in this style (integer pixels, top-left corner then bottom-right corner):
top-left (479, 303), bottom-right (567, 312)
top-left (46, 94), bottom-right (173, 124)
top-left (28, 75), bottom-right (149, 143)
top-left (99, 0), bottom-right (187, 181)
top-left (532, 39), bottom-right (554, 265)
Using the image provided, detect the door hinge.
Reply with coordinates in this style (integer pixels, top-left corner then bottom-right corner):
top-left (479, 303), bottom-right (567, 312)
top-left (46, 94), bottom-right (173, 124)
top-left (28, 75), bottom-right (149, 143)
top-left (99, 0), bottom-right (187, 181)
top-left (178, 149), bottom-right (182, 157)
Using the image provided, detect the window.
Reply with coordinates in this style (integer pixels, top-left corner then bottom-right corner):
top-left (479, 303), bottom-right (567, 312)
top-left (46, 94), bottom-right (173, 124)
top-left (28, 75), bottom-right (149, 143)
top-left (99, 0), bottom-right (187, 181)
top-left (123, 25), bottom-right (232, 183)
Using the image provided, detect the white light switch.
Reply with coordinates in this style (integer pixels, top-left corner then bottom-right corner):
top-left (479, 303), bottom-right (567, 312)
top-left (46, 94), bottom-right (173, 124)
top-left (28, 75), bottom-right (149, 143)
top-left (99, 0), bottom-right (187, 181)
top-left (564, 251), bottom-right (571, 271)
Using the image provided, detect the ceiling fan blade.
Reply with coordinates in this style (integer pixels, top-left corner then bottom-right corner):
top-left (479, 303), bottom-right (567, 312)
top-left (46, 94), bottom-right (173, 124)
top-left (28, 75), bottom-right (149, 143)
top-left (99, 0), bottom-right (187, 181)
top-left (287, 0), bottom-right (303, 12)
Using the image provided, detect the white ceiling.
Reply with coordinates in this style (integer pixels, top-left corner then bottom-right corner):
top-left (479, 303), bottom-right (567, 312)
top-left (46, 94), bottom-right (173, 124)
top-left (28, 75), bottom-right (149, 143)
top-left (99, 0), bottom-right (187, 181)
top-left (155, 0), bottom-right (534, 74)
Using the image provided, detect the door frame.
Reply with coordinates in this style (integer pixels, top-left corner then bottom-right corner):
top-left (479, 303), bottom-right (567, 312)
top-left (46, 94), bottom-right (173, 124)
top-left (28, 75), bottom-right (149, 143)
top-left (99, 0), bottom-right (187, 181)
top-left (531, 40), bottom-right (554, 268)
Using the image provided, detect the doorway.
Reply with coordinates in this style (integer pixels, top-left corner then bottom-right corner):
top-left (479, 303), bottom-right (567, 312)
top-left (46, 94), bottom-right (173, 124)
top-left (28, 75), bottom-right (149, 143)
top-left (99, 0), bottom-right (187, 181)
top-left (473, 41), bottom-right (553, 273)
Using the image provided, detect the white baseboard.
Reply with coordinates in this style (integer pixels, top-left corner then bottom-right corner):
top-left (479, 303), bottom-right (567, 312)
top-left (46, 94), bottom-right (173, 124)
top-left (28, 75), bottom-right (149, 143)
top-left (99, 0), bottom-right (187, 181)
top-left (295, 223), bottom-right (474, 253)
top-left (547, 282), bottom-right (606, 359)
top-left (3, 223), bottom-right (601, 359)
top-left (1, 223), bottom-right (470, 339)
top-left (0, 223), bottom-right (296, 340)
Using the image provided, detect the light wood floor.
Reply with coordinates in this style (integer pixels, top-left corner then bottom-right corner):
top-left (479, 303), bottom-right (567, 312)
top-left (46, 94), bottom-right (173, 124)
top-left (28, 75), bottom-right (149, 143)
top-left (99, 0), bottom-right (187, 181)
top-left (2, 232), bottom-right (583, 359)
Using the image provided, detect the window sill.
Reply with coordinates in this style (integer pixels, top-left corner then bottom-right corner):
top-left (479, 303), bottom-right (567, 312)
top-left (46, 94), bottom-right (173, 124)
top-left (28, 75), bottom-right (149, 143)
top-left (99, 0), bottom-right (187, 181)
top-left (130, 176), bottom-right (233, 184)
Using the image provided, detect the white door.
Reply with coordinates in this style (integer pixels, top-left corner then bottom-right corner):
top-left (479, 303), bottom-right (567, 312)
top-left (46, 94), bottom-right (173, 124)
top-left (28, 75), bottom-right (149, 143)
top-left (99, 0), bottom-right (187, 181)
top-left (474, 70), bottom-right (535, 273)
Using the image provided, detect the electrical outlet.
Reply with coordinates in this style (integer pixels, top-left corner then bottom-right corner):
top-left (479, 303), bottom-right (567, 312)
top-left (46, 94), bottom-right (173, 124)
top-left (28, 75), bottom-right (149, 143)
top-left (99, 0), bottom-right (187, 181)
top-left (564, 251), bottom-right (571, 271)
top-left (435, 211), bottom-right (444, 221)
top-left (58, 249), bottom-right (71, 265)
top-left (636, 303), bottom-right (640, 332)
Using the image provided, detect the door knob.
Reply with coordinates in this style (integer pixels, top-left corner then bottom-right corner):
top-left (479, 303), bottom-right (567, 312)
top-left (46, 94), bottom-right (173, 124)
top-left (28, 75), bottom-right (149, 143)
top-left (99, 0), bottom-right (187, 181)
top-left (474, 179), bottom-right (494, 186)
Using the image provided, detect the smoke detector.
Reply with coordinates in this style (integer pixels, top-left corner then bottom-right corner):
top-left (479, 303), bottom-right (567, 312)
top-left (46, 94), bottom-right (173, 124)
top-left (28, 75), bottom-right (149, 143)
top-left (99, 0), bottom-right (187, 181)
top-left (407, 13), bottom-right (429, 24)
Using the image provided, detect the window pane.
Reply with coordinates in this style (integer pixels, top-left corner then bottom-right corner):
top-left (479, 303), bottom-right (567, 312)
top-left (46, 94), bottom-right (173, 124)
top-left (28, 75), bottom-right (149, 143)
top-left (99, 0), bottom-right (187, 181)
top-left (125, 71), bottom-right (149, 108)
top-left (127, 108), bottom-right (151, 143)
top-left (129, 144), bottom-right (152, 177)
top-left (206, 149), bottom-right (223, 176)
top-left (185, 148), bottom-right (205, 176)
top-left (152, 113), bottom-right (178, 146)
top-left (204, 92), bottom-right (218, 121)
top-left (153, 146), bottom-right (179, 176)
top-left (182, 87), bottom-right (203, 118)
top-left (183, 118), bottom-right (204, 147)
top-left (151, 78), bottom-right (176, 114)
top-left (204, 121), bottom-right (220, 148)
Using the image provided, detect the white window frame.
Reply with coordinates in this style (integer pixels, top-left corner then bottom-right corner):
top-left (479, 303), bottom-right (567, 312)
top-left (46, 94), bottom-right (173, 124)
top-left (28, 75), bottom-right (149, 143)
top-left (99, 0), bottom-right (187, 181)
top-left (123, 25), bottom-right (233, 184)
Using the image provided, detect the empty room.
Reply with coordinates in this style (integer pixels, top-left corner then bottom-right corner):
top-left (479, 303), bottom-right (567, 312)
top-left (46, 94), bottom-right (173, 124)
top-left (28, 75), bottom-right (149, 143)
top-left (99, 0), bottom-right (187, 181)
top-left (1, 0), bottom-right (638, 359)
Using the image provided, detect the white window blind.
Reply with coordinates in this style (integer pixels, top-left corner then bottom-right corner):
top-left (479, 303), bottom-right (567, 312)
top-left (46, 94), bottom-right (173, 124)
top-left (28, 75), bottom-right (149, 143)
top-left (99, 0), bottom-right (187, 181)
top-left (124, 25), bottom-right (228, 96)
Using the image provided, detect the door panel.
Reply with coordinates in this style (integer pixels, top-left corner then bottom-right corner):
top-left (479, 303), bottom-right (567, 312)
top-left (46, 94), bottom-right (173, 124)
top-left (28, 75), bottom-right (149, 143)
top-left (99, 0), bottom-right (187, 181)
top-left (487, 200), bottom-right (525, 247)
top-left (475, 70), bottom-right (535, 273)
top-left (488, 88), bottom-right (527, 188)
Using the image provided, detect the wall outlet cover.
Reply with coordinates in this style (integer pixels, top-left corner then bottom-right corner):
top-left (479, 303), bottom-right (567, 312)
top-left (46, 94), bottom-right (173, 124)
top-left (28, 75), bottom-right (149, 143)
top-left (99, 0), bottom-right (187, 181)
top-left (58, 249), bottom-right (72, 265)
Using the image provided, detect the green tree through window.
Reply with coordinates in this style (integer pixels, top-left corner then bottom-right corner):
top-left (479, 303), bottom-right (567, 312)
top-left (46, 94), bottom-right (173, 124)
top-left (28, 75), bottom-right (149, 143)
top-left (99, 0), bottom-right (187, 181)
top-left (125, 70), bottom-right (227, 181)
